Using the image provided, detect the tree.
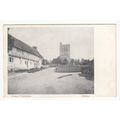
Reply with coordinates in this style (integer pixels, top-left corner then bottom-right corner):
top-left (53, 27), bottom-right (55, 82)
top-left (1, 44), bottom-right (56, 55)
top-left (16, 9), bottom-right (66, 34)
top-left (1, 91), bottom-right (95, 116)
top-left (74, 59), bottom-right (80, 65)
top-left (42, 59), bottom-right (49, 65)
top-left (62, 59), bottom-right (68, 65)
top-left (70, 59), bottom-right (74, 65)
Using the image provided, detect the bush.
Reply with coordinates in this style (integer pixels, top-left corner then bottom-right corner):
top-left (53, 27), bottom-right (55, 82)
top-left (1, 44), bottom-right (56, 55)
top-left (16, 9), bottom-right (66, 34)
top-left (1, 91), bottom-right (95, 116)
top-left (80, 65), bottom-right (94, 80)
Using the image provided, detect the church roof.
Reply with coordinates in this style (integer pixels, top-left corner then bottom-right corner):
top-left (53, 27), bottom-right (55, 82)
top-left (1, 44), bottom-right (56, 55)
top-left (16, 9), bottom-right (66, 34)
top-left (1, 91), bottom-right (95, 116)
top-left (8, 34), bottom-right (43, 58)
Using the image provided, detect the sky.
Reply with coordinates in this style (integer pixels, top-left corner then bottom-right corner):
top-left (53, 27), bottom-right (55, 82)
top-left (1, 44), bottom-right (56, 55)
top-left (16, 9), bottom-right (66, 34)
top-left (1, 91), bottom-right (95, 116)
top-left (9, 26), bottom-right (94, 60)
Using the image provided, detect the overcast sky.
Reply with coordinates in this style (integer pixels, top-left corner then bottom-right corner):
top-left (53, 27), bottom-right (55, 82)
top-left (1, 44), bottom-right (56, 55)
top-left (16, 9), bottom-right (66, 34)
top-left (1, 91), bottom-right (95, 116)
top-left (9, 26), bottom-right (94, 60)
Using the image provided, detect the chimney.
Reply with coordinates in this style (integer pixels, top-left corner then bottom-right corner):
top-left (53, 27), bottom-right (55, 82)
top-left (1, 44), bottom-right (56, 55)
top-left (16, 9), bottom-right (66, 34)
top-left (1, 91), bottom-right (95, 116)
top-left (8, 28), bottom-right (10, 33)
top-left (33, 46), bottom-right (37, 50)
top-left (60, 42), bottom-right (62, 46)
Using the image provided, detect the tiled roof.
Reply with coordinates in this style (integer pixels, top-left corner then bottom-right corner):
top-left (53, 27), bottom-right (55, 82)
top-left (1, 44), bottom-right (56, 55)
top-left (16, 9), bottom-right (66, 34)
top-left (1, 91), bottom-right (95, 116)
top-left (8, 34), bottom-right (43, 58)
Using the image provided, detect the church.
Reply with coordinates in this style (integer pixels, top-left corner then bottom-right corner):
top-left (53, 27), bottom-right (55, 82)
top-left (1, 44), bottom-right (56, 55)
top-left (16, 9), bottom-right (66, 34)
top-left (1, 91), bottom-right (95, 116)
top-left (8, 34), bottom-right (43, 72)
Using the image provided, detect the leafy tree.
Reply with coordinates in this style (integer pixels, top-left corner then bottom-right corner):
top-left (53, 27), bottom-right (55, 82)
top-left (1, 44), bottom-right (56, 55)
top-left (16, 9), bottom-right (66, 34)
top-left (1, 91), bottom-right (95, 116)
top-left (62, 59), bottom-right (68, 65)
top-left (42, 59), bottom-right (49, 65)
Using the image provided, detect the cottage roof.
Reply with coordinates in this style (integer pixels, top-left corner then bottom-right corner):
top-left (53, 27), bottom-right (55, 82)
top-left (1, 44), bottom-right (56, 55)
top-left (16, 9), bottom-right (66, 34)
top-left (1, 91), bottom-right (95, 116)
top-left (8, 34), bottom-right (43, 58)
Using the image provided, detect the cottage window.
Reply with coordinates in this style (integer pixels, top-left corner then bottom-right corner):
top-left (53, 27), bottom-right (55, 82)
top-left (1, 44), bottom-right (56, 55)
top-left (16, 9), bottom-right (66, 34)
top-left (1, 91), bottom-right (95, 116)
top-left (16, 48), bottom-right (20, 52)
top-left (20, 59), bottom-right (22, 64)
top-left (9, 57), bottom-right (13, 62)
top-left (25, 61), bottom-right (28, 64)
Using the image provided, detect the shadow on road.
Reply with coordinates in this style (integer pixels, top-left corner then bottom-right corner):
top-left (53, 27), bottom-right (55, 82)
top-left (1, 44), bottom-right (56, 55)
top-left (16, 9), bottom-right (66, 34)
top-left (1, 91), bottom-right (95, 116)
top-left (57, 74), bottom-right (72, 79)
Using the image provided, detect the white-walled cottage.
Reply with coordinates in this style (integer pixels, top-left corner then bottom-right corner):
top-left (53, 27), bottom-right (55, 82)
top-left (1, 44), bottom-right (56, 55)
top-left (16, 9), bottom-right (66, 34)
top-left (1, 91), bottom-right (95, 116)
top-left (8, 34), bottom-right (43, 71)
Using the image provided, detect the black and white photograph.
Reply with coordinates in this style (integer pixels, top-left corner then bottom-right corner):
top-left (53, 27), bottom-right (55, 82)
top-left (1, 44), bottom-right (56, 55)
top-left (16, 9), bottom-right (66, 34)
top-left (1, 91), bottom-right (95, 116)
top-left (0, 1), bottom-right (119, 120)
top-left (7, 25), bottom-right (94, 94)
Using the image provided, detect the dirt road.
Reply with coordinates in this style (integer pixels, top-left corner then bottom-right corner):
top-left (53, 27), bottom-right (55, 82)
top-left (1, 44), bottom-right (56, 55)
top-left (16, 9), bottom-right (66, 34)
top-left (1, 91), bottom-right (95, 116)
top-left (8, 67), bottom-right (94, 94)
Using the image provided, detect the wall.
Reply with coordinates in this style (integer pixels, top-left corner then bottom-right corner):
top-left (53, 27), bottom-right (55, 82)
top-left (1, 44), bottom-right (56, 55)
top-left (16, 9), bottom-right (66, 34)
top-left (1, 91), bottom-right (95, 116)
top-left (8, 47), bottom-right (42, 71)
top-left (9, 47), bottom-right (40, 61)
top-left (56, 65), bottom-right (81, 72)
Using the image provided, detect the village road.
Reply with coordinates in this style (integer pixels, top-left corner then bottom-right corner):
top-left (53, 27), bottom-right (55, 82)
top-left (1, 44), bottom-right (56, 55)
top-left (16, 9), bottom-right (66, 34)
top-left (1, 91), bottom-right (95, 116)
top-left (8, 67), bottom-right (94, 94)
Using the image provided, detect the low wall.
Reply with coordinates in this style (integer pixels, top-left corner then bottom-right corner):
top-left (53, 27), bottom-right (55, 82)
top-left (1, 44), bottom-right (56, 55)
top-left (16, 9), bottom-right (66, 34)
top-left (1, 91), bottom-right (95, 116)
top-left (49, 64), bottom-right (58, 67)
top-left (56, 65), bottom-right (81, 72)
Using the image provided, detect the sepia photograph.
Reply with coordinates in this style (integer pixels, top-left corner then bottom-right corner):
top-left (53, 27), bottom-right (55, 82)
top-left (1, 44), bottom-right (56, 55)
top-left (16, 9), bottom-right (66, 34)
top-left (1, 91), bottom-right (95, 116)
top-left (6, 25), bottom-right (94, 95)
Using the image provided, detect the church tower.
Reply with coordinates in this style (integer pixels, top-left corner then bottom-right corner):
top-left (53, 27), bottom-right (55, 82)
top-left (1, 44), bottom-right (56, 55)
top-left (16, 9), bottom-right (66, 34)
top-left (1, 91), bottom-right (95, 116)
top-left (59, 42), bottom-right (70, 63)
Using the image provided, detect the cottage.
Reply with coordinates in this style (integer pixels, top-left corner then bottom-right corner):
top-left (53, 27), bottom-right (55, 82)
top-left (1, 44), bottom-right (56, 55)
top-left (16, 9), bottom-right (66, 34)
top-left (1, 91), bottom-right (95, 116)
top-left (8, 34), bottom-right (43, 71)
